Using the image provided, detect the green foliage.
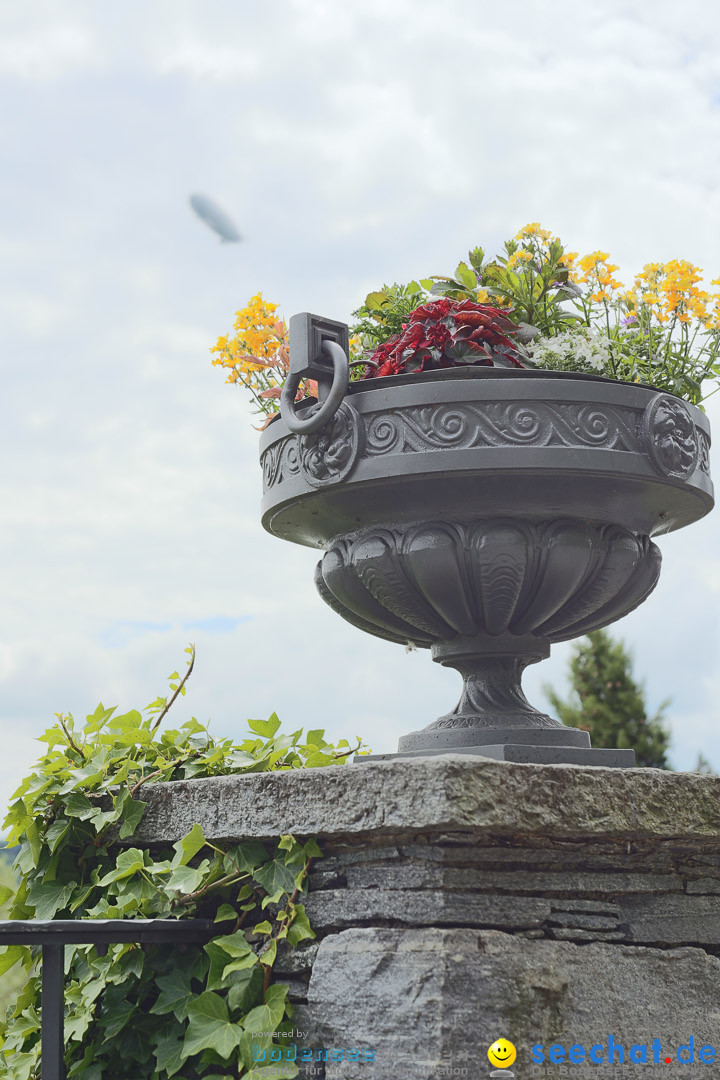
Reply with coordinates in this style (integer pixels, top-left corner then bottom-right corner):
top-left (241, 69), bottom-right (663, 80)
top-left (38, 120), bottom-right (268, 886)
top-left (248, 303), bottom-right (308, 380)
top-left (0, 646), bottom-right (367, 1079)
top-left (349, 280), bottom-right (428, 359)
top-left (542, 629), bottom-right (671, 769)
top-left (0, 860), bottom-right (25, 1022)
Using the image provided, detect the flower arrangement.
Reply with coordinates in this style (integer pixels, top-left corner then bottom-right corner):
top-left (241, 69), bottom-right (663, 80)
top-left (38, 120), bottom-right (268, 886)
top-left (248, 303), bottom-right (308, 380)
top-left (211, 225), bottom-right (720, 421)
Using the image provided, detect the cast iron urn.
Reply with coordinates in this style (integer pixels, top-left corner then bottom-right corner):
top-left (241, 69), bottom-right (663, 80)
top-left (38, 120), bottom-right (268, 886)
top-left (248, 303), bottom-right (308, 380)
top-left (258, 314), bottom-right (714, 767)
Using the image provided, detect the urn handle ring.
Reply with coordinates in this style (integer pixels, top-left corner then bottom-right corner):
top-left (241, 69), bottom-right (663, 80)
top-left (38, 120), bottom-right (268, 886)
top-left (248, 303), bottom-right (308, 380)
top-left (280, 312), bottom-right (350, 434)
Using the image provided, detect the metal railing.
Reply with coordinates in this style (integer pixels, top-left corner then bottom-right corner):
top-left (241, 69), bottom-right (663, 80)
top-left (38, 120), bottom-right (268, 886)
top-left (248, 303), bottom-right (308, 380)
top-left (0, 918), bottom-right (222, 1080)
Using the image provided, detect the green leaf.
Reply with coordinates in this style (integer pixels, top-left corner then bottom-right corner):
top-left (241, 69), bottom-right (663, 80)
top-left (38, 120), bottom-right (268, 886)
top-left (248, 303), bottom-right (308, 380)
top-left (212, 930), bottom-right (255, 959)
top-left (364, 290), bottom-right (390, 311)
top-left (242, 984), bottom-right (288, 1035)
top-left (455, 261), bottom-right (477, 290)
top-left (166, 862), bottom-right (209, 894)
top-left (302, 838), bottom-right (322, 859)
top-left (214, 903), bottom-right (238, 923)
top-left (253, 859), bottom-right (296, 899)
top-left (0, 945), bottom-right (29, 975)
top-left (25, 819), bottom-right (42, 868)
top-left (286, 905), bottom-right (315, 947)
top-left (0, 883), bottom-right (14, 907)
top-left (227, 965), bottom-right (264, 1014)
top-left (172, 822), bottom-right (206, 867)
top-left (182, 992), bottom-right (244, 1061)
top-left (150, 970), bottom-right (194, 1021)
top-left (96, 848), bottom-right (146, 886)
top-left (247, 714), bottom-right (281, 739)
top-left (223, 951), bottom-right (260, 978)
top-left (64, 791), bottom-right (95, 819)
top-left (117, 797), bottom-right (147, 839)
top-left (99, 989), bottom-right (136, 1039)
top-left (257, 940), bottom-right (277, 968)
top-left (26, 879), bottom-right (76, 920)
top-left (225, 840), bottom-right (269, 875)
top-left (44, 818), bottom-right (70, 855)
top-left (154, 1030), bottom-right (186, 1077)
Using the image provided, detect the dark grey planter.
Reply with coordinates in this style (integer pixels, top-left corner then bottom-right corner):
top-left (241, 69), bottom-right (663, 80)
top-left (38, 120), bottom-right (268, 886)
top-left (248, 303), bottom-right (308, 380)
top-left (259, 333), bottom-right (713, 767)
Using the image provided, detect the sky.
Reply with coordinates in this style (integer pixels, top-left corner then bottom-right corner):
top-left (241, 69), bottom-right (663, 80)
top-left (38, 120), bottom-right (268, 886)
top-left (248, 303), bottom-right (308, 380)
top-left (1, 0), bottom-right (720, 813)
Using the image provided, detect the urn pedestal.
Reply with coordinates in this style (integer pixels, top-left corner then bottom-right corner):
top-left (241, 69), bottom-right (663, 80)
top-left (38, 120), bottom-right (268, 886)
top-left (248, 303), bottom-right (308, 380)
top-left (260, 339), bottom-right (713, 767)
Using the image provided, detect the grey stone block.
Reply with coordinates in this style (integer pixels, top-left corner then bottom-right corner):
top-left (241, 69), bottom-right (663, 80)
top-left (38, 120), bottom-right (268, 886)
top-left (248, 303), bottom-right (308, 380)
top-left (686, 877), bottom-right (720, 894)
top-left (294, 928), bottom-right (720, 1078)
top-left (127, 755), bottom-right (720, 847)
top-left (341, 862), bottom-right (681, 896)
top-left (617, 893), bottom-right (720, 945)
top-left (304, 888), bottom-right (553, 931)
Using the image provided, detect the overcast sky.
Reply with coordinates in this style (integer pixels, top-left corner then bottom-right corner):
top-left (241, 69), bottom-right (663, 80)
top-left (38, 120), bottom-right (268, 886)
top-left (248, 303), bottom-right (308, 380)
top-left (1, 0), bottom-right (720, 813)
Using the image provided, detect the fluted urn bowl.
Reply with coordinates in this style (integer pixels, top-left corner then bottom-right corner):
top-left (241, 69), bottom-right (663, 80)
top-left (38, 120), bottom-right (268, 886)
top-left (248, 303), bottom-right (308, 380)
top-left (259, 368), bottom-right (713, 764)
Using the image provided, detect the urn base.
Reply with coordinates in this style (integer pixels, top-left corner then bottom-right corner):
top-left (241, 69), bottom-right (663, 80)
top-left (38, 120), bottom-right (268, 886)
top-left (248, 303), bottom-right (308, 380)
top-left (355, 743), bottom-right (636, 768)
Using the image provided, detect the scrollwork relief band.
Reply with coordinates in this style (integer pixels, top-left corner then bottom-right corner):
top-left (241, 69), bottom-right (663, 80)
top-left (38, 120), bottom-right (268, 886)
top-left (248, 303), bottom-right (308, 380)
top-left (260, 394), bottom-right (710, 490)
top-left (364, 400), bottom-right (640, 454)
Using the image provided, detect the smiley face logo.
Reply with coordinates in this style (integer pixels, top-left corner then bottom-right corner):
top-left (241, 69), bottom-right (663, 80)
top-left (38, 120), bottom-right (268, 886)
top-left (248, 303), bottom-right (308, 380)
top-left (488, 1038), bottom-right (517, 1069)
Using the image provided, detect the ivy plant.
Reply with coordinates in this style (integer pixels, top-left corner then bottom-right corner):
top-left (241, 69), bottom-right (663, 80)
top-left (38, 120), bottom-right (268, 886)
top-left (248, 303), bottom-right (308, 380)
top-left (0, 646), bottom-right (366, 1080)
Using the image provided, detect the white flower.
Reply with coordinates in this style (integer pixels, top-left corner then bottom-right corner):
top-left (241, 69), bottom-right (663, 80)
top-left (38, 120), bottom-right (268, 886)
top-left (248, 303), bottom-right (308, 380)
top-left (527, 327), bottom-right (612, 374)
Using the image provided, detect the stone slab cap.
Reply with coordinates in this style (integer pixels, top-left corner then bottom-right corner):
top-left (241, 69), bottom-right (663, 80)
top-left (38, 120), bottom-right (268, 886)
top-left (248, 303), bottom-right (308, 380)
top-left (128, 755), bottom-right (720, 846)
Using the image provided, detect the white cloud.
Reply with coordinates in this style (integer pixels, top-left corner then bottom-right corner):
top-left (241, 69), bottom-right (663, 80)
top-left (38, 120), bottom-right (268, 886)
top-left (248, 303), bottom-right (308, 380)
top-left (0, 23), bottom-right (100, 79)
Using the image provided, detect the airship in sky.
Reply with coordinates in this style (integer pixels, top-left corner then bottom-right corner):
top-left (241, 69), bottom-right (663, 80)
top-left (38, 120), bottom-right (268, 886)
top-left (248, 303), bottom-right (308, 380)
top-left (189, 193), bottom-right (242, 243)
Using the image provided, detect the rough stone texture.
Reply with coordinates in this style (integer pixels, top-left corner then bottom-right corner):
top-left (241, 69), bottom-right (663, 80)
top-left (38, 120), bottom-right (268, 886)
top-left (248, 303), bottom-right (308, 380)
top-left (132, 758), bottom-right (720, 1078)
top-left (129, 755), bottom-right (720, 846)
top-left (293, 929), bottom-right (720, 1079)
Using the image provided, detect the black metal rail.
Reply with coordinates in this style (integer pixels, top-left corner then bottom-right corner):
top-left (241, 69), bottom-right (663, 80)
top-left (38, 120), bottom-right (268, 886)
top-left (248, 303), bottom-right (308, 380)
top-left (0, 919), bottom-right (222, 1080)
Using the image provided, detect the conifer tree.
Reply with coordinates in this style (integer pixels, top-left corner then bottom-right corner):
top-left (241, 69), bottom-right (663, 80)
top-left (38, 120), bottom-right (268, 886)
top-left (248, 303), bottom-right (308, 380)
top-left (542, 628), bottom-right (671, 769)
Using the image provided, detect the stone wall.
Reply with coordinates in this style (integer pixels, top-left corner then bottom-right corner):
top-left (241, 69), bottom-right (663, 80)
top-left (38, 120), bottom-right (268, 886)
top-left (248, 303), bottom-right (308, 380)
top-left (133, 757), bottom-right (720, 1079)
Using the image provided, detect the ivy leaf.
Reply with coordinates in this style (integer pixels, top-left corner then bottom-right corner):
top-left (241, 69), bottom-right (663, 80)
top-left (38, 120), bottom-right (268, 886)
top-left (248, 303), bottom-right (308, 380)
top-left (0, 944), bottom-right (30, 975)
top-left (44, 818), bottom-right (70, 855)
top-left (150, 970), bottom-right (194, 1021)
top-left (212, 931), bottom-right (255, 959)
top-left (172, 822), bottom-right (207, 868)
top-left (253, 859), bottom-right (296, 899)
top-left (302, 838), bottom-right (322, 860)
top-left (242, 984), bottom-right (288, 1036)
top-left (247, 714), bottom-right (281, 739)
top-left (223, 951), bottom-right (260, 978)
top-left (182, 992), bottom-right (245, 1061)
top-left (0, 883), bottom-right (14, 908)
top-left (154, 1030), bottom-right (186, 1078)
top-left (257, 940), bottom-right (277, 968)
top-left (214, 903), bottom-right (237, 923)
top-left (117, 796), bottom-right (147, 839)
top-left (26, 879), bottom-right (76, 920)
top-left (97, 988), bottom-right (136, 1039)
top-left (96, 848), bottom-right (146, 886)
top-left (25, 819), bottom-right (42, 868)
top-left (286, 905), bottom-right (315, 947)
top-left (227, 965), bottom-right (264, 1014)
top-left (166, 862), bottom-right (209, 894)
top-left (225, 840), bottom-right (269, 875)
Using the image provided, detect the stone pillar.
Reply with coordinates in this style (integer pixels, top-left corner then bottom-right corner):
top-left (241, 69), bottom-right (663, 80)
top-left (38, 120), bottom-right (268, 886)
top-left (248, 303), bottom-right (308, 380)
top-left (134, 758), bottom-right (720, 1079)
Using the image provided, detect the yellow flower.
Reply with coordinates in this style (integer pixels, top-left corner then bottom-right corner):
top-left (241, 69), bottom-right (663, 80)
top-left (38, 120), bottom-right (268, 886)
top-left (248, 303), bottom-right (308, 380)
top-left (506, 250), bottom-right (534, 270)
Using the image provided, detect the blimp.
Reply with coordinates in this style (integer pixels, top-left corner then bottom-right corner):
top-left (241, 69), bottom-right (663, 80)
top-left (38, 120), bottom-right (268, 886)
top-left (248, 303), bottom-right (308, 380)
top-left (189, 193), bottom-right (242, 243)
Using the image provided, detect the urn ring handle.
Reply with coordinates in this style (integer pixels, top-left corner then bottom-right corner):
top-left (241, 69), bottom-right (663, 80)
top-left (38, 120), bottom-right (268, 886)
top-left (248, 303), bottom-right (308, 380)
top-left (280, 312), bottom-right (350, 434)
